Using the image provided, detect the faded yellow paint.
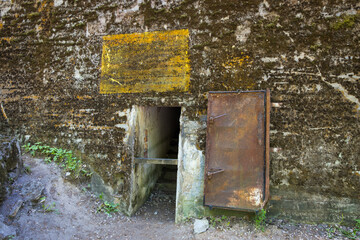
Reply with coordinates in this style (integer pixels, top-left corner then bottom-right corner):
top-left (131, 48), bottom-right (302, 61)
top-left (38, 0), bottom-right (48, 12)
top-left (76, 95), bottom-right (92, 100)
top-left (100, 29), bottom-right (190, 94)
top-left (36, 25), bottom-right (43, 31)
top-left (23, 95), bottom-right (40, 100)
top-left (222, 56), bottom-right (252, 69)
top-left (1, 37), bottom-right (13, 43)
top-left (45, 113), bottom-right (60, 117)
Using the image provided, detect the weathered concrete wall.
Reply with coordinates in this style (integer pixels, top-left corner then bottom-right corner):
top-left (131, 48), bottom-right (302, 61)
top-left (1, 0), bottom-right (359, 223)
top-left (176, 112), bottom-right (206, 222)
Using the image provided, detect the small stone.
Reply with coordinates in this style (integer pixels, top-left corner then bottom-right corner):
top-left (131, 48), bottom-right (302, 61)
top-left (9, 199), bottom-right (23, 218)
top-left (21, 181), bottom-right (45, 202)
top-left (194, 219), bottom-right (209, 234)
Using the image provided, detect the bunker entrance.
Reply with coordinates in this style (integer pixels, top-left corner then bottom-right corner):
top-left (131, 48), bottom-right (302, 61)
top-left (134, 107), bottom-right (181, 221)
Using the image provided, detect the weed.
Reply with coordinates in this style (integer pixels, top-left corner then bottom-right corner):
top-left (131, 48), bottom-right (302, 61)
top-left (39, 196), bottom-right (46, 203)
top-left (356, 219), bottom-right (360, 230)
top-left (7, 176), bottom-right (14, 184)
top-left (97, 193), bottom-right (119, 217)
top-left (327, 215), bottom-right (360, 239)
top-left (42, 202), bottom-right (56, 212)
top-left (208, 215), bottom-right (231, 228)
top-left (22, 142), bottom-right (92, 180)
top-left (40, 196), bottom-right (58, 213)
top-left (24, 165), bottom-right (31, 174)
top-left (255, 209), bottom-right (267, 232)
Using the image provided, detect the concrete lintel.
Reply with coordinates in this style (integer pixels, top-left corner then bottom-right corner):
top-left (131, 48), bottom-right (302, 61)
top-left (134, 158), bottom-right (178, 165)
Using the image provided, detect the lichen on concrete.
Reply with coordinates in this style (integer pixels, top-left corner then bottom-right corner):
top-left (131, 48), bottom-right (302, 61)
top-left (0, 0), bottom-right (359, 224)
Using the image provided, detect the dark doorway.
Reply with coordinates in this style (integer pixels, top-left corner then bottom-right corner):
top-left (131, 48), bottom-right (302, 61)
top-left (133, 107), bottom-right (181, 221)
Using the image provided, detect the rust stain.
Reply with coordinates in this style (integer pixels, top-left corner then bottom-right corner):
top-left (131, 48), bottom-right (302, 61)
top-left (271, 195), bottom-right (282, 201)
top-left (100, 29), bottom-right (190, 94)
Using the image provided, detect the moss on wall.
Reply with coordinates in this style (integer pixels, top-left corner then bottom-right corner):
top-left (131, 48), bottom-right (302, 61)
top-left (0, 0), bottom-right (359, 223)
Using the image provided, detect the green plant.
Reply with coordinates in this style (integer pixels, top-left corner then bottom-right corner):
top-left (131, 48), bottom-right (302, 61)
top-left (40, 197), bottom-right (57, 213)
top-left (327, 215), bottom-right (360, 239)
top-left (97, 193), bottom-right (119, 217)
top-left (22, 142), bottom-right (92, 179)
top-left (255, 209), bottom-right (267, 232)
top-left (8, 235), bottom-right (15, 240)
top-left (209, 216), bottom-right (220, 227)
top-left (7, 176), bottom-right (14, 184)
top-left (24, 165), bottom-right (32, 174)
top-left (208, 215), bottom-right (231, 228)
top-left (356, 219), bottom-right (360, 230)
top-left (42, 202), bottom-right (56, 212)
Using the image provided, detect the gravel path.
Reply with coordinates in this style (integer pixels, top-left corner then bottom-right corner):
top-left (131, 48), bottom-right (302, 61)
top-left (0, 155), bottom-right (356, 239)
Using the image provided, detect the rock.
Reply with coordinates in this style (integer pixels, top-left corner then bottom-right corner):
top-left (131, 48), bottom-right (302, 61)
top-left (0, 136), bottom-right (23, 203)
top-left (0, 221), bottom-right (16, 239)
top-left (7, 138), bottom-right (22, 174)
top-left (194, 219), bottom-right (209, 234)
top-left (9, 199), bottom-right (24, 218)
top-left (21, 181), bottom-right (45, 202)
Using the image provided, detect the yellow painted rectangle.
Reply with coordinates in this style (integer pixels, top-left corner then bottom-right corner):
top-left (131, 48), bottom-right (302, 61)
top-left (100, 29), bottom-right (190, 94)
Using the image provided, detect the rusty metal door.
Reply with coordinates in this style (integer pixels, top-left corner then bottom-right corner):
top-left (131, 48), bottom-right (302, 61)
top-left (204, 90), bottom-right (270, 211)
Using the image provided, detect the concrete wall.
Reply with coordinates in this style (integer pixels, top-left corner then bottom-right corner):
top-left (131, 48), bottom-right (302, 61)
top-left (1, 0), bottom-right (359, 223)
top-left (176, 112), bottom-right (206, 222)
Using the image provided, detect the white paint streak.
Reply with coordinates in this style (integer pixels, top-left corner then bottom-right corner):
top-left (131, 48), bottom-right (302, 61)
top-left (328, 83), bottom-right (360, 111)
top-left (317, 66), bottom-right (360, 112)
top-left (74, 68), bottom-right (83, 81)
top-left (334, 73), bottom-right (360, 83)
top-left (54, 0), bottom-right (64, 7)
top-left (250, 188), bottom-right (262, 207)
top-left (123, 107), bottom-right (136, 144)
top-left (115, 109), bottom-right (130, 117)
top-left (115, 124), bottom-right (128, 130)
top-left (258, 0), bottom-right (269, 17)
top-left (235, 23), bottom-right (251, 43)
top-left (294, 52), bottom-right (305, 62)
top-left (283, 31), bottom-right (294, 42)
top-left (0, 6), bottom-right (11, 17)
top-left (261, 57), bottom-right (278, 63)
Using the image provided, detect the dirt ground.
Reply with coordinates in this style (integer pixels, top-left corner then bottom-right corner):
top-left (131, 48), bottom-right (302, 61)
top-left (0, 155), bottom-right (353, 239)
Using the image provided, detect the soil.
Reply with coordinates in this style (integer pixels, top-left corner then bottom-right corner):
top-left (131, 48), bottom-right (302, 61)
top-left (0, 155), bottom-right (352, 239)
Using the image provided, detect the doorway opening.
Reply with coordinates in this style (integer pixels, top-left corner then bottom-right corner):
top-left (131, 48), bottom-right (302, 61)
top-left (133, 106), bottom-right (181, 221)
